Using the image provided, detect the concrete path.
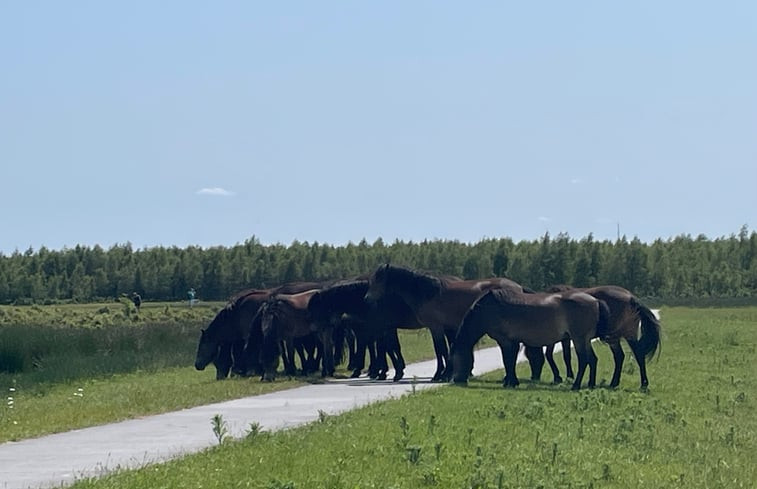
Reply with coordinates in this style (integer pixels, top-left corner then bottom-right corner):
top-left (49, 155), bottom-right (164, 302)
top-left (0, 346), bottom-right (518, 489)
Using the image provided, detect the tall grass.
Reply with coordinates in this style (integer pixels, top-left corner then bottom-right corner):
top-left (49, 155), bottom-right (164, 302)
top-left (0, 321), bottom-right (200, 385)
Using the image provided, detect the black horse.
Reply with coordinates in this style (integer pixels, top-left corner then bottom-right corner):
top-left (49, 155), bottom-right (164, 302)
top-left (194, 282), bottom-right (322, 379)
top-left (307, 278), bottom-right (413, 381)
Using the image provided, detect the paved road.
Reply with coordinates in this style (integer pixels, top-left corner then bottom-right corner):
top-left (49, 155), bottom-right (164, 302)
top-left (0, 346), bottom-right (518, 489)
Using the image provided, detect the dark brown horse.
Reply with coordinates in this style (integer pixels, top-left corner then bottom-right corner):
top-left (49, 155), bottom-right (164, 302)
top-left (547, 285), bottom-right (661, 389)
top-left (364, 264), bottom-right (527, 381)
top-left (451, 288), bottom-right (611, 390)
top-left (308, 278), bottom-right (419, 381)
top-left (258, 289), bottom-right (328, 381)
top-left (194, 282), bottom-right (322, 379)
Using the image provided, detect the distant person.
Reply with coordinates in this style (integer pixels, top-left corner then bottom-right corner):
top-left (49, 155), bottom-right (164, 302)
top-left (188, 288), bottom-right (196, 307)
top-left (131, 292), bottom-right (142, 311)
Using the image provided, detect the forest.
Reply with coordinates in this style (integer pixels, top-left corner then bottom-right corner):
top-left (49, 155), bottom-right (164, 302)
top-left (1, 226), bottom-right (755, 304)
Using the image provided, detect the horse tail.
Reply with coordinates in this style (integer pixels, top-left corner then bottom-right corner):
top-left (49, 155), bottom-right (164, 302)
top-left (632, 297), bottom-right (661, 361)
top-left (596, 299), bottom-right (612, 339)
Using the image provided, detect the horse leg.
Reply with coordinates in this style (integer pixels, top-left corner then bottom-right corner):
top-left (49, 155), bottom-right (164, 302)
top-left (498, 340), bottom-right (520, 388)
top-left (230, 338), bottom-right (247, 377)
top-left (307, 338), bottom-right (324, 374)
top-left (562, 338), bottom-right (574, 378)
top-left (286, 340), bottom-right (301, 376)
top-left (351, 336), bottom-right (367, 378)
top-left (214, 342), bottom-right (233, 380)
top-left (386, 329), bottom-right (405, 382)
top-left (626, 338), bottom-right (650, 390)
top-left (367, 341), bottom-right (380, 379)
top-left (572, 338), bottom-right (597, 390)
top-left (607, 340), bottom-right (625, 388)
top-left (439, 329), bottom-right (457, 382)
top-left (524, 345), bottom-right (545, 382)
top-left (430, 329), bottom-right (449, 382)
top-left (374, 338), bottom-right (389, 380)
top-left (545, 344), bottom-right (563, 384)
top-left (319, 328), bottom-right (336, 377)
top-left (332, 326), bottom-right (345, 367)
top-left (346, 329), bottom-right (358, 371)
top-left (587, 343), bottom-right (598, 388)
top-left (261, 339), bottom-right (280, 382)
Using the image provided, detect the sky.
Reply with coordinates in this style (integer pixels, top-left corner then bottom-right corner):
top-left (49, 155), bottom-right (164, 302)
top-left (1, 2), bottom-right (755, 254)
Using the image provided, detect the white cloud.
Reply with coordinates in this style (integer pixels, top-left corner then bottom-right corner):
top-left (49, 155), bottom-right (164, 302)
top-left (196, 187), bottom-right (235, 197)
top-left (570, 178), bottom-right (583, 184)
top-left (538, 216), bottom-right (551, 222)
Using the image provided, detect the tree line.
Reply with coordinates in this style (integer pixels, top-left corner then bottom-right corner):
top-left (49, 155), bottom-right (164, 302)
top-left (1, 226), bottom-right (755, 304)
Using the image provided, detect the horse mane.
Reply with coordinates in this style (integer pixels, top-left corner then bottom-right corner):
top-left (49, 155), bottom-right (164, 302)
top-left (385, 264), bottom-right (443, 300)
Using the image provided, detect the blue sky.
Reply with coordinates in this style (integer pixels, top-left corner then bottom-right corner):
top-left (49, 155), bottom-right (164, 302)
top-left (2, 2), bottom-right (755, 254)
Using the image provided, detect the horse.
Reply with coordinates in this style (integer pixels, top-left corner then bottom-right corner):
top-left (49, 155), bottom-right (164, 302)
top-left (451, 288), bottom-right (611, 390)
top-left (364, 263), bottom-right (527, 381)
top-left (546, 285), bottom-right (661, 389)
top-left (194, 281), bottom-right (322, 379)
top-left (258, 289), bottom-right (327, 381)
top-left (308, 278), bottom-right (416, 381)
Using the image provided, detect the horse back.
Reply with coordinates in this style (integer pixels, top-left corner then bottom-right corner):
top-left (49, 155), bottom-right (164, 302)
top-left (555, 291), bottom-right (603, 337)
top-left (582, 285), bottom-right (642, 340)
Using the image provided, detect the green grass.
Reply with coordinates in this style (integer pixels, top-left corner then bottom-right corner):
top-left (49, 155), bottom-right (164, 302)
top-left (63, 306), bottom-right (756, 489)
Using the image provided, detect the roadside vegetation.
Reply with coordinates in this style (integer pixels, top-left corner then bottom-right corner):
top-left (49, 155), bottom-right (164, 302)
top-left (64, 306), bottom-right (756, 489)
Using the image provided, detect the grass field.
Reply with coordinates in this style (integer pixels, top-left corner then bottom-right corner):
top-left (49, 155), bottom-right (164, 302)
top-left (60, 306), bottom-right (756, 489)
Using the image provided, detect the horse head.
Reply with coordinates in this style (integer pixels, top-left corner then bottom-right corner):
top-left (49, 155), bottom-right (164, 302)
top-left (364, 263), bottom-right (391, 304)
top-left (194, 328), bottom-right (218, 370)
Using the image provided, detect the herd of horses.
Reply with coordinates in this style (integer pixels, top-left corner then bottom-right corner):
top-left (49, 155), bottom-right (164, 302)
top-left (194, 264), bottom-right (661, 391)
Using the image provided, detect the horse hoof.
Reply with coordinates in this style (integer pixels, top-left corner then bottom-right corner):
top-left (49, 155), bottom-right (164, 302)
top-left (393, 371), bottom-right (404, 382)
top-left (377, 373), bottom-right (388, 381)
top-left (350, 370), bottom-right (361, 378)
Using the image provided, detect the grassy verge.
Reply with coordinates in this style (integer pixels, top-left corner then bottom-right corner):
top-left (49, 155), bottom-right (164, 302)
top-left (65, 307), bottom-right (756, 489)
